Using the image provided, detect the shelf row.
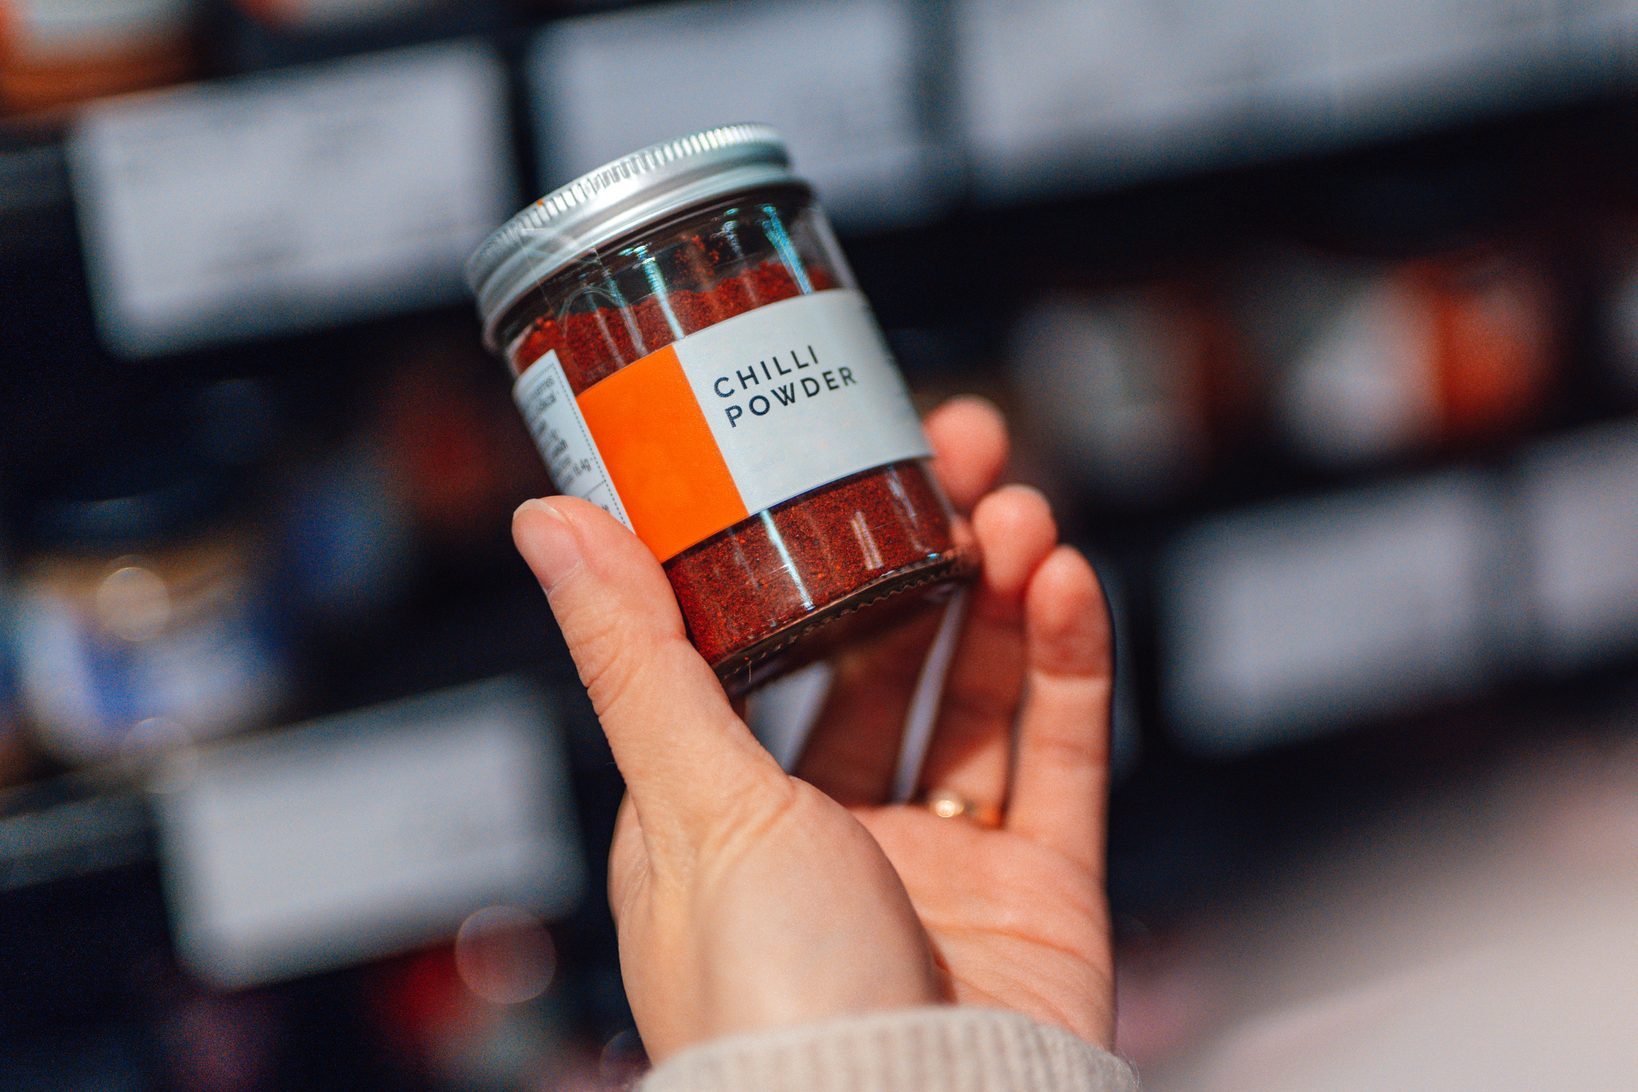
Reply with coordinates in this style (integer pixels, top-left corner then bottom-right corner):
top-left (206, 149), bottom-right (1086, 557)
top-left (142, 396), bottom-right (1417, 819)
top-left (3, 405), bottom-right (1634, 960)
top-left (2, 0), bottom-right (1633, 357)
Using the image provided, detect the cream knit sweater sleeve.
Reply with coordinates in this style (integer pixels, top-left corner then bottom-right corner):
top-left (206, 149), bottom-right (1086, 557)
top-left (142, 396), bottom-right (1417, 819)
top-left (638, 1007), bottom-right (1139, 1091)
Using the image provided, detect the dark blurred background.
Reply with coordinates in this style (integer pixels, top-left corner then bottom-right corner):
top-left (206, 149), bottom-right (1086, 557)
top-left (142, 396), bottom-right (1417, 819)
top-left (1, 1), bottom-right (1635, 1088)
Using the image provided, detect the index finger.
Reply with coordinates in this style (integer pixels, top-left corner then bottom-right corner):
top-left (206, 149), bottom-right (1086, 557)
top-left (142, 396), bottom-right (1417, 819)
top-left (514, 498), bottom-right (787, 839)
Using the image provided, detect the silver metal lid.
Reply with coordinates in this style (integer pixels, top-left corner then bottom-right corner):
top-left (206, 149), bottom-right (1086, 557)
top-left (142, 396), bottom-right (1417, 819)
top-left (467, 122), bottom-right (796, 348)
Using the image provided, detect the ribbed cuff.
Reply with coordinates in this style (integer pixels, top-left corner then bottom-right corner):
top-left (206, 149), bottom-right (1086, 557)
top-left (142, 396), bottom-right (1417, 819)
top-left (638, 1007), bottom-right (1139, 1092)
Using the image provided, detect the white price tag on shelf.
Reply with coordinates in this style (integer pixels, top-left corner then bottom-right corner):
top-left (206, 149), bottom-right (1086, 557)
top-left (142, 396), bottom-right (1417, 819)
top-left (1162, 474), bottom-right (1494, 753)
top-left (1321, 0), bottom-right (1559, 129)
top-left (955, 0), bottom-right (1580, 195)
top-left (69, 40), bottom-right (514, 356)
top-left (153, 678), bottom-right (583, 988)
top-left (954, 0), bottom-right (1257, 196)
top-left (529, 0), bottom-right (942, 227)
top-left (1517, 419), bottom-right (1638, 667)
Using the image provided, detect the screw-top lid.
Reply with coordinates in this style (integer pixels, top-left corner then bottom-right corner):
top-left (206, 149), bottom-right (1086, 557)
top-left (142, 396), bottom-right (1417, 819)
top-left (467, 123), bottom-right (797, 349)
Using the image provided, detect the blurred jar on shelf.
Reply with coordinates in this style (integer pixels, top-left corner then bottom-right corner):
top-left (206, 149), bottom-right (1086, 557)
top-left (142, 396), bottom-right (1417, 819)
top-left (1006, 282), bottom-right (1251, 504)
top-left (1237, 245), bottom-right (1557, 467)
top-left (0, 0), bottom-right (198, 115)
top-left (1244, 166), bottom-right (1560, 467)
top-left (9, 437), bottom-right (287, 767)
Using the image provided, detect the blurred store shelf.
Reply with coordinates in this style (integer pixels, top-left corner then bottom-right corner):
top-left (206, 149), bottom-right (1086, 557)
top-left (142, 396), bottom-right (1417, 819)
top-left (0, 0), bottom-right (1630, 355)
top-left (0, 0), bottom-right (1632, 875)
top-left (956, 0), bottom-right (1637, 198)
top-left (1, 1), bottom-right (1637, 1086)
top-left (68, 38), bottom-right (517, 355)
top-left (0, 779), bottom-right (152, 893)
top-left (152, 677), bottom-right (583, 988)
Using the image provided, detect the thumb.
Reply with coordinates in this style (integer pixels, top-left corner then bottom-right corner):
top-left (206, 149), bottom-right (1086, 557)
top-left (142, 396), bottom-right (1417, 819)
top-left (513, 497), bottom-right (784, 830)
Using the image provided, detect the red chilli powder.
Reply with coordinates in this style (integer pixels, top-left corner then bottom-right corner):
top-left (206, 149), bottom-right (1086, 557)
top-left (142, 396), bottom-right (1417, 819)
top-left (471, 125), bottom-right (971, 692)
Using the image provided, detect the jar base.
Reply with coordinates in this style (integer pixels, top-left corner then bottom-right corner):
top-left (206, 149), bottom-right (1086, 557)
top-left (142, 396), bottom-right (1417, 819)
top-left (708, 549), bottom-right (975, 697)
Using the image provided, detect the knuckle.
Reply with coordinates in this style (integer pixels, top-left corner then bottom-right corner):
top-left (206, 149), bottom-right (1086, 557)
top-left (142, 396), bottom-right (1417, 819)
top-left (609, 856), bottom-right (652, 931)
top-left (699, 776), bottom-right (801, 861)
top-left (560, 605), bottom-right (644, 716)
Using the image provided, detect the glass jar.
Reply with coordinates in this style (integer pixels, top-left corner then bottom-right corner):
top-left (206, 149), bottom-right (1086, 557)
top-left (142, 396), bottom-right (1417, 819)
top-left (468, 124), bottom-right (971, 693)
top-left (0, 0), bottom-right (197, 115)
top-left (10, 437), bottom-right (287, 767)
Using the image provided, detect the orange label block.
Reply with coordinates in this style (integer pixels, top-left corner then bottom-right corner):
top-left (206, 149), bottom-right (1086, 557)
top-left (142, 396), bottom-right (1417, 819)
top-left (576, 345), bottom-right (749, 562)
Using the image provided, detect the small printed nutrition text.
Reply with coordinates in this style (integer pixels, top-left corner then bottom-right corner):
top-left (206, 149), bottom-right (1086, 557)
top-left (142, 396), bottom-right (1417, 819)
top-left (711, 345), bottom-right (856, 427)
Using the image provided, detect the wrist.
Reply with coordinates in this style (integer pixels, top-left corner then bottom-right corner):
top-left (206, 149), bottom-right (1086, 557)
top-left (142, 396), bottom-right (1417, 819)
top-left (641, 1007), bottom-right (1139, 1092)
top-left (634, 928), bottom-right (943, 1062)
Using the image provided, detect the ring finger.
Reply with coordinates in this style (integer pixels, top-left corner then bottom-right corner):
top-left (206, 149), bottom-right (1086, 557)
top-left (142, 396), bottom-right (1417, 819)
top-left (914, 485), bottom-right (1058, 815)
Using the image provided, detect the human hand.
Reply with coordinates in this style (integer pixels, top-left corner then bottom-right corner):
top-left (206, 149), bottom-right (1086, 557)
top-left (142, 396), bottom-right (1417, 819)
top-left (512, 397), bottom-right (1115, 1063)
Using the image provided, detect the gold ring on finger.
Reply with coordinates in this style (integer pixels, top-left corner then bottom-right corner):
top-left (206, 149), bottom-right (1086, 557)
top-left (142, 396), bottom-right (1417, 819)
top-left (921, 788), bottom-right (1002, 829)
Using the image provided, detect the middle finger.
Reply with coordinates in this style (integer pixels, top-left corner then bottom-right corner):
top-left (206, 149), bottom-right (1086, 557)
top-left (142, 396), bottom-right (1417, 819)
top-left (792, 397), bottom-right (1008, 804)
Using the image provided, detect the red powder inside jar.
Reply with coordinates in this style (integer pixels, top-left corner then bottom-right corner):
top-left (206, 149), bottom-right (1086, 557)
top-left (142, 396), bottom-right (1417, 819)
top-left (510, 260), bottom-right (966, 689)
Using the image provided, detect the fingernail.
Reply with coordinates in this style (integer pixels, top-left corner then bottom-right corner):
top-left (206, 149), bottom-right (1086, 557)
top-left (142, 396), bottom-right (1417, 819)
top-left (513, 499), bottom-right (581, 591)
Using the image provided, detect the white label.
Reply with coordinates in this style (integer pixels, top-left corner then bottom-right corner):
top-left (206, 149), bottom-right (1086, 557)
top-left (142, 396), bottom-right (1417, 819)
top-left (512, 352), bottom-right (632, 530)
top-left (529, 0), bottom-right (942, 227)
top-left (153, 678), bottom-right (583, 987)
top-left (1163, 474), bottom-right (1493, 753)
top-left (677, 291), bottom-right (931, 517)
top-left (953, 0), bottom-right (1574, 198)
top-left (1517, 419), bottom-right (1638, 667)
top-left (68, 40), bottom-right (513, 356)
top-left (954, 0), bottom-right (1258, 196)
top-left (513, 289), bottom-right (931, 562)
